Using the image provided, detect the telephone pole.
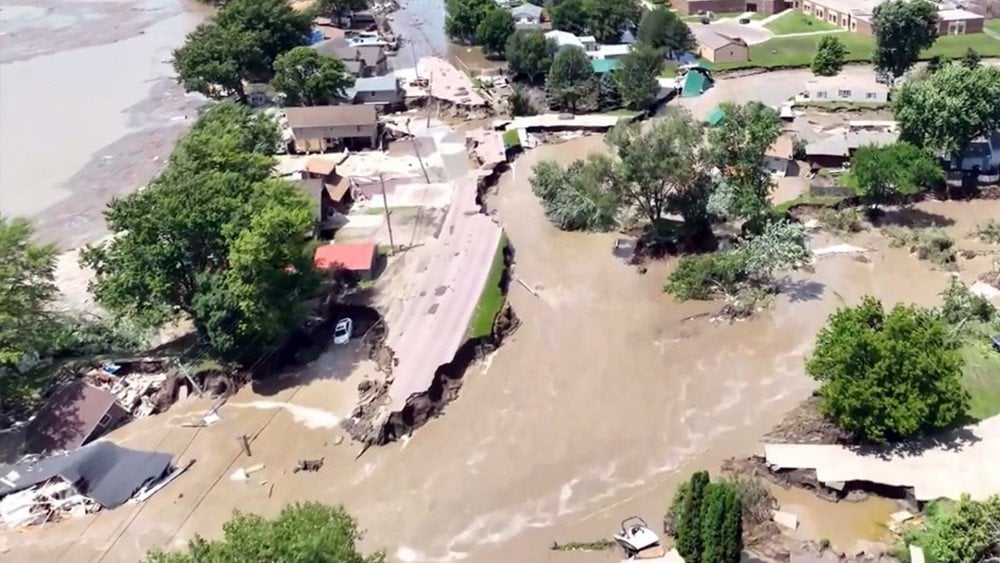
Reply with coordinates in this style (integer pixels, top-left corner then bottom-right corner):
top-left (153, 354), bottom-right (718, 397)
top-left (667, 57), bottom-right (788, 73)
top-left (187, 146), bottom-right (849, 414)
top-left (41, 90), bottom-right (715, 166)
top-left (379, 173), bottom-right (396, 254)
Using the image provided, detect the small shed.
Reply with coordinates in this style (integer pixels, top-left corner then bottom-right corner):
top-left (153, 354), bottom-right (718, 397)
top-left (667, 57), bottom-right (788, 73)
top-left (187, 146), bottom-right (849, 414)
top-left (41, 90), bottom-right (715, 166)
top-left (704, 106), bottom-right (726, 126)
top-left (24, 382), bottom-right (128, 455)
top-left (314, 243), bottom-right (378, 281)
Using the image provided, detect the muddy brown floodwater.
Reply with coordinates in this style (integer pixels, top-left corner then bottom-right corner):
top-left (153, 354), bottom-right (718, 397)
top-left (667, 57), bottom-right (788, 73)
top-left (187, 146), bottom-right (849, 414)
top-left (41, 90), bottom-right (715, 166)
top-left (7, 135), bottom-right (996, 562)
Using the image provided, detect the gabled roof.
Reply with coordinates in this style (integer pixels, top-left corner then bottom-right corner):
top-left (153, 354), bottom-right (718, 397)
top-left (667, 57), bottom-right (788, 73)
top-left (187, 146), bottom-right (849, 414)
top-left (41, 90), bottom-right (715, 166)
top-left (511, 3), bottom-right (543, 18)
top-left (0, 442), bottom-right (173, 508)
top-left (24, 382), bottom-right (121, 455)
top-left (349, 75), bottom-right (399, 94)
top-left (285, 105), bottom-right (378, 130)
top-left (692, 27), bottom-right (743, 51)
top-left (314, 243), bottom-right (377, 271)
top-left (305, 158), bottom-right (337, 176)
top-left (683, 72), bottom-right (710, 98)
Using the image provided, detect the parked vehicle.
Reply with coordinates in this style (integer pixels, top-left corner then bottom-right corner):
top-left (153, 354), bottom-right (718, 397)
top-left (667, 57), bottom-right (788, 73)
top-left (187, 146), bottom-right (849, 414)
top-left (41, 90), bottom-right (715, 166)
top-left (333, 318), bottom-right (353, 345)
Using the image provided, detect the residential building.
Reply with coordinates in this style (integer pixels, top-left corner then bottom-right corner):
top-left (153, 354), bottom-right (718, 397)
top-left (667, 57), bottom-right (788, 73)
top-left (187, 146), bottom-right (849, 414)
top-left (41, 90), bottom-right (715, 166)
top-left (798, 75), bottom-right (889, 104)
top-left (805, 127), bottom-right (898, 168)
top-left (314, 243), bottom-right (379, 281)
top-left (511, 3), bottom-right (544, 29)
top-left (691, 27), bottom-right (749, 63)
top-left (544, 30), bottom-right (632, 59)
top-left (591, 58), bottom-right (620, 74)
top-left (936, 9), bottom-right (985, 34)
top-left (347, 75), bottom-right (404, 111)
top-left (301, 158), bottom-right (354, 215)
top-left (954, 130), bottom-right (1000, 173)
top-left (284, 105), bottom-right (380, 153)
top-left (24, 382), bottom-right (129, 455)
top-left (801, 0), bottom-right (984, 36)
top-left (312, 40), bottom-right (389, 77)
top-left (673, 0), bottom-right (790, 16)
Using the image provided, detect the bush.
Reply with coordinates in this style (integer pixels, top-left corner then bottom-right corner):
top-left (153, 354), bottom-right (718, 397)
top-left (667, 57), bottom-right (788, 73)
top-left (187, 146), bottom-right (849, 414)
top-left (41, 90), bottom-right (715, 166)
top-left (904, 494), bottom-right (1000, 563)
top-left (939, 278), bottom-right (996, 326)
top-left (664, 252), bottom-right (748, 300)
top-left (818, 207), bottom-right (863, 233)
top-left (807, 297), bottom-right (969, 443)
top-left (882, 227), bottom-right (957, 268)
top-left (971, 219), bottom-right (1000, 244)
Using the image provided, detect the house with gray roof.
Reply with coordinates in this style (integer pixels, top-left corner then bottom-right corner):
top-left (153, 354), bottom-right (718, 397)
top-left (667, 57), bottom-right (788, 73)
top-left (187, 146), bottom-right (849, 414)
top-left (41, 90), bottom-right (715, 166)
top-left (312, 40), bottom-right (388, 77)
top-left (510, 3), bottom-right (544, 29)
top-left (805, 128), bottom-right (898, 168)
top-left (954, 130), bottom-right (1000, 174)
top-left (347, 75), bottom-right (404, 111)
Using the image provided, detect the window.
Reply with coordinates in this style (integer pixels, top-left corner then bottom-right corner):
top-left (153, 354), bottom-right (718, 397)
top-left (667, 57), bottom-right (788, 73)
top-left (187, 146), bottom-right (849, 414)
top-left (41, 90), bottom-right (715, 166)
top-left (866, 92), bottom-right (878, 100)
top-left (816, 91), bottom-right (827, 99)
top-left (838, 89), bottom-right (851, 97)
top-left (98, 413), bottom-right (113, 427)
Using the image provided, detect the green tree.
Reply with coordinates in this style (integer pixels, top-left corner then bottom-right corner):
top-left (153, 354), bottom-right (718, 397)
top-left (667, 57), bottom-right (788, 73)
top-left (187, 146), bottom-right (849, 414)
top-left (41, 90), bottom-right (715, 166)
top-left (850, 142), bottom-right (943, 211)
top-left (475, 8), bottom-right (515, 56)
top-left (871, 0), bottom-right (938, 78)
top-left (700, 483), bottom-right (743, 563)
top-left (545, 47), bottom-right (597, 112)
top-left (675, 471), bottom-right (710, 562)
top-left (146, 503), bottom-right (385, 562)
top-left (81, 103), bottom-right (317, 359)
top-left (173, 23), bottom-right (262, 102)
top-left (893, 64), bottom-right (1000, 157)
top-left (505, 31), bottom-right (555, 83)
top-left (320, 0), bottom-right (367, 20)
top-left (583, 0), bottom-right (640, 43)
top-left (806, 297), bottom-right (969, 443)
top-left (550, 0), bottom-right (588, 35)
top-left (925, 54), bottom-right (944, 74)
top-left (271, 47), bottom-right (354, 106)
top-left (508, 86), bottom-right (535, 116)
top-left (213, 0), bottom-right (312, 79)
top-left (446, 0), bottom-right (495, 42)
top-left (961, 47), bottom-right (981, 69)
top-left (614, 44), bottom-right (663, 111)
top-left (911, 495), bottom-right (1000, 563)
top-left (811, 35), bottom-right (847, 76)
top-left (705, 102), bottom-right (781, 219)
top-left (637, 7), bottom-right (696, 55)
top-left (529, 157), bottom-right (621, 231)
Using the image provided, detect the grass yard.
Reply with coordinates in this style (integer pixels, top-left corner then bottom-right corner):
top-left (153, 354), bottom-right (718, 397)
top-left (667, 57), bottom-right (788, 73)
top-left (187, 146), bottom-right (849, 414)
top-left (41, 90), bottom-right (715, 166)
top-left (764, 10), bottom-right (840, 35)
top-left (985, 19), bottom-right (1000, 35)
top-left (960, 342), bottom-right (1000, 421)
top-left (466, 235), bottom-right (508, 339)
top-left (922, 33), bottom-right (1000, 59)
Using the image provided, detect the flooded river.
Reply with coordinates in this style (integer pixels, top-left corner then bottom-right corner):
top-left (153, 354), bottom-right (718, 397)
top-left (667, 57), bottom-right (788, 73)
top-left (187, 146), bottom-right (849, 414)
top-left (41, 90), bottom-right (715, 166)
top-left (6, 134), bottom-right (994, 561)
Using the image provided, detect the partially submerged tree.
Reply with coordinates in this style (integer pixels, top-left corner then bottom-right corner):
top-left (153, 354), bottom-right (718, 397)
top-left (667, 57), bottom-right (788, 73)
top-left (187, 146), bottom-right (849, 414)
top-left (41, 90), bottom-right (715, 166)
top-left (893, 63), bottom-right (1000, 157)
top-left (545, 47), bottom-right (598, 113)
top-left (475, 8), bottom-right (515, 57)
top-left (637, 7), bottom-right (695, 56)
top-left (446, 0), bottom-right (495, 42)
top-left (529, 157), bottom-right (621, 231)
top-left (614, 44), bottom-right (664, 111)
top-left (871, 0), bottom-right (938, 78)
top-left (271, 47), bottom-right (354, 106)
top-left (146, 503), bottom-right (385, 562)
top-left (705, 102), bottom-right (781, 220)
top-left (850, 142), bottom-right (943, 212)
top-left (811, 35), bottom-right (847, 77)
top-left (505, 31), bottom-right (555, 83)
top-left (806, 297), bottom-right (969, 443)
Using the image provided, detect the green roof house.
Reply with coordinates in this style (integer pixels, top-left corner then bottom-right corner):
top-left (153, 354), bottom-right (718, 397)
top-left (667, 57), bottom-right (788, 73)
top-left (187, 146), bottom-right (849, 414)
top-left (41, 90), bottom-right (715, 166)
top-left (591, 58), bottom-right (620, 74)
top-left (705, 106), bottom-right (727, 127)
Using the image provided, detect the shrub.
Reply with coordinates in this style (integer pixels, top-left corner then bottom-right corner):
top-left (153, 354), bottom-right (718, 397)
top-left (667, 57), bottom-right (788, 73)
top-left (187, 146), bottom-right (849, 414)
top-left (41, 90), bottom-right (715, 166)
top-left (971, 219), bottom-right (1000, 244)
top-left (675, 471), bottom-right (710, 562)
top-left (939, 278), bottom-right (996, 326)
top-left (664, 252), bottom-right (748, 300)
top-left (818, 208), bottom-right (863, 233)
top-left (670, 473), bottom-right (743, 563)
top-left (882, 227), bottom-right (957, 268)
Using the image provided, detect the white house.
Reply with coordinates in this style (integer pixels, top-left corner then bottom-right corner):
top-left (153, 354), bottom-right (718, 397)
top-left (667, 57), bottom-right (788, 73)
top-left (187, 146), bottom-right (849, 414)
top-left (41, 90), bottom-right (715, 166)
top-left (510, 3), bottom-right (543, 29)
top-left (797, 75), bottom-right (890, 105)
top-left (543, 30), bottom-right (631, 60)
top-left (954, 130), bottom-right (1000, 173)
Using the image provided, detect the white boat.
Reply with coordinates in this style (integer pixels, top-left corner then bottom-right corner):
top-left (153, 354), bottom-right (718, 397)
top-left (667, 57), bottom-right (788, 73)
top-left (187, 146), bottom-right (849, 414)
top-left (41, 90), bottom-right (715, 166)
top-left (613, 517), bottom-right (668, 560)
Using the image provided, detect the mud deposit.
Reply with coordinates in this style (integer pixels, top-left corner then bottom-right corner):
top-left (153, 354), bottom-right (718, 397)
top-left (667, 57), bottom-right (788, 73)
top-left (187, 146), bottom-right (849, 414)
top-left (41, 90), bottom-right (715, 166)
top-left (4, 136), bottom-right (998, 562)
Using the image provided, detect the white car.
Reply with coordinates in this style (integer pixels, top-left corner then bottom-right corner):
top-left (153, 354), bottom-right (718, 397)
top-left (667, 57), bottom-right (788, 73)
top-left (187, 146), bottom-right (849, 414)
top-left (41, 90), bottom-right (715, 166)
top-left (333, 318), bottom-right (353, 345)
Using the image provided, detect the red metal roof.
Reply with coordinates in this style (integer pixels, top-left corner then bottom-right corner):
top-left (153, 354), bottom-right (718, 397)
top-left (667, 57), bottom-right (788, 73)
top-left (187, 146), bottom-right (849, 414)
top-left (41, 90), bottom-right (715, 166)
top-left (314, 243), bottom-right (376, 271)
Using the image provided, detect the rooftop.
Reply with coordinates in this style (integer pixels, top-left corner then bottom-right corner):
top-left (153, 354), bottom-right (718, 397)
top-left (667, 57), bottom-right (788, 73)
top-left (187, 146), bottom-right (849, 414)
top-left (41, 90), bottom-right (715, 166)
top-left (349, 75), bottom-right (400, 93)
top-left (305, 158), bottom-right (337, 176)
top-left (804, 75), bottom-right (888, 93)
top-left (511, 3), bottom-right (543, 17)
top-left (937, 8), bottom-right (984, 20)
top-left (591, 58), bottom-right (620, 74)
top-left (24, 382), bottom-right (121, 454)
top-left (314, 242), bottom-right (377, 271)
top-left (285, 105), bottom-right (378, 129)
top-left (691, 27), bottom-right (742, 50)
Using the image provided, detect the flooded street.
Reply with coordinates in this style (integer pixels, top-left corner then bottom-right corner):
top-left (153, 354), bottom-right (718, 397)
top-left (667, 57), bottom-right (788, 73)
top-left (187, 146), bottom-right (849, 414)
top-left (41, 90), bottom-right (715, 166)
top-left (0, 0), bottom-right (205, 248)
top-left (6, 133), bottom-right (995, 561)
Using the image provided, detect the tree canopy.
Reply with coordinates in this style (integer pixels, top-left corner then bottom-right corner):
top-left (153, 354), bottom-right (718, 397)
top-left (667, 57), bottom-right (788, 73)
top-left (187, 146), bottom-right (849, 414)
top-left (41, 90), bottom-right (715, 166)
top-left (811, 35), bottom-right (847, 76)
top-left (849, 142), bottom-right (943, 209)
top-left (529, 157), bottom-right (621, 230)
top-left (146, 503), bottom-right (385, 562)
top-left (320, 0), bottom-right (367, 19)
top-left (614, 44), bottom-right (663, 111)
top-left (173, 0), bottom-right (311, 101)
top-left (505, 31), bottom-right (555, 83)
top-left (893, 63), bottom-right (1000, 156)
top-left (806, 297), bottom-right (969, 443)
top-left (550, 0), bottom-right (589, 35)
top-left (672, 472), bottom-right (742, 563)
top-left (475, 8), bottom-right (515, 56)
top-left (546, 47), bottom-right (597, 113)
top-left (871, 0), bottom-right (938, 78)
top-left (271, 47), bottom-right (354, 106)
top-left (446, 0), bottom-right (495, 42)
top-left (583, 0), bottom-right (640, 43)
top-left (705, 102), bottom-right (781, 220)
top-left (906, 495), bottom-right (1000, 563)
top-left (637, 7), bottom-right (695, 55)
top-left (81, 103), bottom-right (318, 360)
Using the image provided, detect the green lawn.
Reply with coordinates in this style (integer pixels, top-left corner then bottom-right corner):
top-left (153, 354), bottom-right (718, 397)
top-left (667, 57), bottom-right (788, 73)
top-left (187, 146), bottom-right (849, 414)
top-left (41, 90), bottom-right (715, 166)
top-left (961, 342), bottom-right (1000, 421)
top-left (715, 32), bottom-right (1000, 71)
top-left (467, 236), bottom-right (508, 339)
top-left (764, 11), bottom-right (840, 35)
top-left (985, 19), bottom-right (1000, 35)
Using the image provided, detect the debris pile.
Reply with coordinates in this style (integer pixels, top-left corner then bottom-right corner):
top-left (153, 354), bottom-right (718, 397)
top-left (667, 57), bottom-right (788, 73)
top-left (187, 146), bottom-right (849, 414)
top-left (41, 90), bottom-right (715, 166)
top-left (82, 358), bottom-right (176, 418)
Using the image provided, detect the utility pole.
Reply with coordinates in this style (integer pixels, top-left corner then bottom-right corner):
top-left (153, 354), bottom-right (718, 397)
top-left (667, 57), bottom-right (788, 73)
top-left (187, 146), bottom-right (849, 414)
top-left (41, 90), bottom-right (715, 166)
top-left (405, 119), bottom-right (432, 184)
top-left (426, 70), bottom-right (433, 128)
top-left (379, 173), bottom-right (396, 254)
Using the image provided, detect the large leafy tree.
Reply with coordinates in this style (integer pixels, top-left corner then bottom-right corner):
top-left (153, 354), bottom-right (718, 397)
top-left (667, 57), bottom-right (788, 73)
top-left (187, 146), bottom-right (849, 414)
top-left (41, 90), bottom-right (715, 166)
top-left (582, 0), bottom-right (640, 43)
top-left (81, 103), bottom-right (317, 359)
top-left (637, 7), bottom-right (695, 55)
top-left (911, 494), bottom-right (1000, 563)
top-left (705, 102), bottom-right (781, 219)
top-left (147, 503), bottom-right (385, 562)
top-left (550, 0), bottom-right (588, 35)
top-left (446, 0), bottom-right (495, 42)
top-left (213, 0), bottom-right (312, 78)
top-left (529, 157), bottom-right (621, 231)
top-left (871, 0), bottom-right (937, 78)
top-left (607, 111), bottom-right (709, 228)
top-left (893, 64), bottom-right (1000, 157)
top-left (475, 8), bottom-right (515, 56)
top-left (271, 47), bottom-right (355, 106)
top-left (320, 0), bottom-right (367, 20)
top-left (614, 43), bottom-right (663, 111)
top-left (806, 297), bottom-right (969, 443)
top-left (505, 31), bottom-right (555, 83)
top-left (545, 47), bottom-right (597, 113)
top-left (811, 35), bottom-right (847, 77)
top-left (850, 142), bottom-right (943, 211)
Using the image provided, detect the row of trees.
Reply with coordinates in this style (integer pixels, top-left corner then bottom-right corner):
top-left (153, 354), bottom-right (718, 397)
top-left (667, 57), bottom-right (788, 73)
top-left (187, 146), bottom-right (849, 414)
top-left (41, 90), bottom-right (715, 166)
top-left (668, 471), bottom-right (743, 563)
top-left (81, 103), bottom-right (319, 361)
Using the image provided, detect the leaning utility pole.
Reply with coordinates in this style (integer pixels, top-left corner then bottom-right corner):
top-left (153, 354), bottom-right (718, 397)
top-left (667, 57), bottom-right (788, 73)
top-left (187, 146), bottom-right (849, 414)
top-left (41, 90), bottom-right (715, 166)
top-left (426, 70), bottom-right (433, 128)
top-left (379, 173), bottom-right (396, 254)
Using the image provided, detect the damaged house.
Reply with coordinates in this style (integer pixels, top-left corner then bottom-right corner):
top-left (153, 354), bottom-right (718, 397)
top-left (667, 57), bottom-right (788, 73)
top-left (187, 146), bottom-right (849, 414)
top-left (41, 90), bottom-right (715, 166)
top-left (0, 441), bottom-right (180, 529)
top-left (24, 381), bottom-right (128, 455)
